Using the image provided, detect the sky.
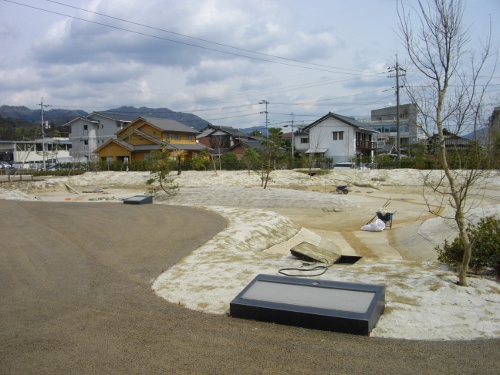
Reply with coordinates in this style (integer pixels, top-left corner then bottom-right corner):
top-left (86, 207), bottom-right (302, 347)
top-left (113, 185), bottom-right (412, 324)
top-left (1, 0), bottom-right (499, 130)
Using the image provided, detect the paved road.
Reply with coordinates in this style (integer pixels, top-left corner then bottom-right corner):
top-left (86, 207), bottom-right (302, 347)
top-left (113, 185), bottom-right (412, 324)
top-left (1, 200), bottom-right (499, 374)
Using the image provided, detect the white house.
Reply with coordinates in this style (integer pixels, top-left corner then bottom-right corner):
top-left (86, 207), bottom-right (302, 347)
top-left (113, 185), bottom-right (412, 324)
top-left (295, 112), bottom-right (378, 164)
top-left (0, 138), bottom-right (72, 169)
top-left (66, 112), bottom-right (137, 161)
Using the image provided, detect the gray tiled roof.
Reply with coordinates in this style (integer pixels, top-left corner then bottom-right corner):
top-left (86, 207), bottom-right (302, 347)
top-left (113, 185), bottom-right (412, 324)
top-left (91, 112), bottom-right (137, 122)
top-left (227, 139), bottom-right (266, 152)
top-left (200, 124), bottom-right (250, 139)
top-left (142, 117), bottom-right (199, 134)
top-left (133, 144), bottom-right (163, 151)
top-left (179, 143), bottom-right (209, 151)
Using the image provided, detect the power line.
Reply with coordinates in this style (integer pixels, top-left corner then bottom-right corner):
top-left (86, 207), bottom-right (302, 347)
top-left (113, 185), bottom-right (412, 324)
top-left (4, 0), bottom-right (382, 76)
top-left (44, 0), bottom-right (369, 75)
top-left (2, 1), bottom-right (402, 123)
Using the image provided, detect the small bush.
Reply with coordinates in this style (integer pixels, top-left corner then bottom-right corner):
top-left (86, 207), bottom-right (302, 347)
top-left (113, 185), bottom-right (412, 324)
top-left (436, 216), bottom-right (500, 275)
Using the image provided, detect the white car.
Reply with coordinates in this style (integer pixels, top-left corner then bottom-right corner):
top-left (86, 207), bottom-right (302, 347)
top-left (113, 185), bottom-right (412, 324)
top-left (0, 161), bottom-right (12, 170)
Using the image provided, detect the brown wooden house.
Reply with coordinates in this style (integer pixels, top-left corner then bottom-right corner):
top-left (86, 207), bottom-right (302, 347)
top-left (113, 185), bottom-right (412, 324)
top-left (94, 117), bottom-right (207, 163)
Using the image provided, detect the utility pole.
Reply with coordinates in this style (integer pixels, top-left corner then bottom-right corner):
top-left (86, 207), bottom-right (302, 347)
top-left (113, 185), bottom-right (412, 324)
top-left (259, 100), bottom-right (269, 137)
top-left (388, 55), bottom-right (406, 160)
top-left (37, 97), bottom-right (51, 170)
top-left (283, 113), bottom-right (295, 159)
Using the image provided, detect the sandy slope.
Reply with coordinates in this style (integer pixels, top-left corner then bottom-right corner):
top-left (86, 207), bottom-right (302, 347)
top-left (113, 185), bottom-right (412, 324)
top-left (2, 169), bottom-right (500, 340)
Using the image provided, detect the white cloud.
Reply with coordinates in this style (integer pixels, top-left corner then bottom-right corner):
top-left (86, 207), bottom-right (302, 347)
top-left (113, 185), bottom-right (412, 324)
top-left (0, 0), bottom-right (497, 127)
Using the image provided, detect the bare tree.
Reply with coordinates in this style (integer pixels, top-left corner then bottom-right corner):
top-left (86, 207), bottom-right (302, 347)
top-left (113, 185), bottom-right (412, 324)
top-left (170, 149), bottom-right (187, 175)
top-left (261, 127), bottom-right (286, 189)
top-left (209, 132), bottom-right (227, 171)
top-left (9, 142), bottom-right (35, 186)
top-left (398, 0), bottom-right (494, 286)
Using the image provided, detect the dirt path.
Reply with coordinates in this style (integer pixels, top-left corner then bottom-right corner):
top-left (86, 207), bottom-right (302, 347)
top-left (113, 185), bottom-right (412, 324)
top-left (272, 185), bottom-right (443, 262)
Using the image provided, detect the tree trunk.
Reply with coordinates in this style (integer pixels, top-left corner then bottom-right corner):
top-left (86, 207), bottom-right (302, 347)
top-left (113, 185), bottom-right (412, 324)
top-left (436, 89), bottom-right (471, 286)
top-left (263, 158), bottom-right (271, 189)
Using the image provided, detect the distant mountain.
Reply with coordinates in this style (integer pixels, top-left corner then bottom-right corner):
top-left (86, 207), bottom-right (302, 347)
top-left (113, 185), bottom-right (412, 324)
top-left (0, 105), bottom-right (212, 131)
top-left (0, 105), bottom-right (88, 127)
top-left (239, 125), bottom-right (268, 136)
top-left (462, 127), bottom-right (490, 142)
top-left (104, 106), bottom-right (211, 131)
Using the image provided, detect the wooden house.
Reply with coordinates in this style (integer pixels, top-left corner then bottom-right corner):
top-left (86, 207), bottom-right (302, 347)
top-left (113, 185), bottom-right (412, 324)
top-left (94, 117), bottom-right (206, 163)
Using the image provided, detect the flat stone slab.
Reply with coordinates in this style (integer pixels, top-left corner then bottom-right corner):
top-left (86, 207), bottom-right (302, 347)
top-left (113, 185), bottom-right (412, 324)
top-left (290, 241), bottom-right (342, 264)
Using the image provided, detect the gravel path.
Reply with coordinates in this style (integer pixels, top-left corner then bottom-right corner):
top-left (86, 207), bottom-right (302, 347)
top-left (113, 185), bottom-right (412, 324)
top-left (1, 199), bottom-right (499, 374)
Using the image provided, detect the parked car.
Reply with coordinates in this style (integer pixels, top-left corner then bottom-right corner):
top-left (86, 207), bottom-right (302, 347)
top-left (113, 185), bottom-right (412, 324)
top-left (333, 162), bottom-right (371, 170)
top-left (11, 162), bottom-right (28, 170)
top-left (0, 161), bottom-right (12, 170)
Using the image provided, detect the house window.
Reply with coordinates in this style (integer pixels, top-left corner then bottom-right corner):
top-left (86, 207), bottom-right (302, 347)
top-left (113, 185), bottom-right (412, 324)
top-left (187, 135), bottom-right (193, 141)
top-left (84, 125), bottom-right (88, 131)
top-left (166, 134), bottom-right (172, 141)
top-left (175, 134), bottom-right (181, 141)
top-left (300, 138), bottom-right (309, 144)
top-left (333, 131), bottom-right (344, 141)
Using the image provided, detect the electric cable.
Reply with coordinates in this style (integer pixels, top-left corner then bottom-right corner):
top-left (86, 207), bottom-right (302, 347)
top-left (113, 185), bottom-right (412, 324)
top-left (278, 258), bottom-right (335, 277)
top-left (4, 0), bottom-right (384, 76)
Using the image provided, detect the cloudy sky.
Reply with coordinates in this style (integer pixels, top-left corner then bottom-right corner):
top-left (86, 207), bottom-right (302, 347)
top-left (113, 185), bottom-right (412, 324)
top-left (1, 0), bottom-right (499, 129)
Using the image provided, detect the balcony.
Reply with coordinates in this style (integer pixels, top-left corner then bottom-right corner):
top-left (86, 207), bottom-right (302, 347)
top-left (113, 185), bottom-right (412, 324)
top-left (356, 140), bottom-right (377, 150)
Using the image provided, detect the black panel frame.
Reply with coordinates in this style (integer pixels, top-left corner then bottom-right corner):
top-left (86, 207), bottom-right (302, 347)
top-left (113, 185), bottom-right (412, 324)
top-left (230, 274), bottom-right (385, 335)
top-left (123, 195), bottom-right (153, 205)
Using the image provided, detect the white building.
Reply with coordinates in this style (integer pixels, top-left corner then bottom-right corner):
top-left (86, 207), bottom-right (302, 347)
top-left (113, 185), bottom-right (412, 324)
top-left (66, 112), bottom-right (137, 161)
top-left (294, 112), bottom-right (378, 164)
top-left (0, 138), bottom-right (72, 168)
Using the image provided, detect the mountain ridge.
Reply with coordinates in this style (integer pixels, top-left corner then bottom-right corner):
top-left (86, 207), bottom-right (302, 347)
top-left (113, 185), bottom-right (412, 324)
top-left (0, 105), bottom-right (212, 131)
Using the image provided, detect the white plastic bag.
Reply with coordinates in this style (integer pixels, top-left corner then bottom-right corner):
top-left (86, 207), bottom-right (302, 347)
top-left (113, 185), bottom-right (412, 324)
top-left (361, 218), bottom-right (386, 232)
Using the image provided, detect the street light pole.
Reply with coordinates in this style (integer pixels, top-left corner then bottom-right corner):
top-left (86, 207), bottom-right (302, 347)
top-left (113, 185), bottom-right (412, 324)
top-left (284, 124), bottom-right (295, 159)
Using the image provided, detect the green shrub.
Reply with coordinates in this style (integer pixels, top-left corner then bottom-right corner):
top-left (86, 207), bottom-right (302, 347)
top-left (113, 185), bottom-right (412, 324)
top-left (220, 152), bottom-right (242, 170)
top-left (436, 216), bottom-right (500, 275)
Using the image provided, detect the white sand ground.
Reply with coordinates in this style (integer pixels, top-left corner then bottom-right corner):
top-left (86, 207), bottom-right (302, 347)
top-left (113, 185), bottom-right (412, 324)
top-left (2, 169), bottom-right (500, 340)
